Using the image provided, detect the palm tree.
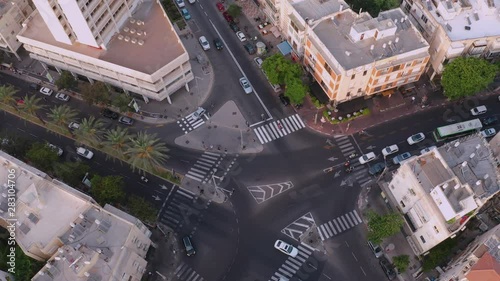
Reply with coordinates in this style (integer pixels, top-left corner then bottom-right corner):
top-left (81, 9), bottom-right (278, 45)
top-left (75, 116), bottom-right (105, 146)
top-left (103, 127), bottom-right (131, 158)
top-left (0, 85), bottom-right (18, 107)
top-left (47, 105), bottom-right (78, 127)
top-left (19, 95), bottom-right (45, 123)
top-left (125, 131), bottom-right (169, 172)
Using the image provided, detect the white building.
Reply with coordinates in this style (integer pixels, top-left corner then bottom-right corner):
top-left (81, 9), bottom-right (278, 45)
top-left (17, 0), bottom-right (193, 103)
top-left (0, 0), bottom-right (34, 60)
top-left (401, 0), bottom-right (500, 79)
top-left (383, 134), bottom-right (500, 255)
top-left (0, 151), bottom-right (152, 281)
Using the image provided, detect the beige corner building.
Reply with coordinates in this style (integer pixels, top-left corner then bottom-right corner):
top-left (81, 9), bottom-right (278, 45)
top-left (17, 0), bottom-right (193, 103)
top-left (0, 0), bottom-right (34, 61)
top-left (0, 151), bottom-right (152, 281)
top-left (401, 0), bottom-right (500, 79)
top-left (382, 134), bottom-right (500, 256)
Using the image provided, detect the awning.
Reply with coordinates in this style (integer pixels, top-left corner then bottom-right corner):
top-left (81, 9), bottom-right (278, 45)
top-left (277, 41), bottom-right (293, 56)
top-left (270, 26), bottom-right (281, 38)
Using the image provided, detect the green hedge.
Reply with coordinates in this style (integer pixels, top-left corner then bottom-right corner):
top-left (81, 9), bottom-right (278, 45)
top-left (161, 0), bottom-right (182, 22)
top-left (322, 108), bottom-right (371, 124)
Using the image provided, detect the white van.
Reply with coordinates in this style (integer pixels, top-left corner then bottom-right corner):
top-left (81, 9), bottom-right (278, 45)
top-left (470, 105), bottom-right (487, 116)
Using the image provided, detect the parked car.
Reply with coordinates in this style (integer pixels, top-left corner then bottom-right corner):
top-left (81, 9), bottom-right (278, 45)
top-left (192, 107), bottom-right (206, 121)
top-left (420, 146), bottom-right (437, 155)
top-left (279, 94), bottom-right (290, 106)
top-left (175, 0), bottom-right (185, 8)
top-left (55, 93), bottom-right (70, 102)
top-left (470, 105), bottom-right (487, 116)
top-left (213, 38), bottom-right (223, 50)
top-left (368, 241), bottom-right (383, 258)
top-left (254, 57), bottom-right (263, 68)
top-left (181, 8), bottom-right (191, 20)
top-left (68, 122), bottom-right (80, 130)
top-left (222, 11), bottom-right (233, 22)
top-left (188, 0), bottom-right (195, 4)
top-left (274, 240), bottom-right (298, 257)
top-left (239, 77), bottom-right (252, 94)
top-left (368, 162), bottom-right (385, 175)
top-left (47, 143), bottom-right (63, 156)
top-left (229, 22), bottom-right (240, 32)
top-left (381, 144), bottom-right (399, 157)
top-left (216, 2), bottom-right (225, 11)
top-left (101, 109), bottom-right (119, 119)
top-left (39, 87), bottom-right (53, 96)
top-left (481, 128), bottom-right (496, 138)
top-left (198, 36), bottom-right (210, 51)
top-left (481, 116), bottom-right (498, 126)
top-left (118, 116), bottom-right (134, 126)
top-left (76, 147), bottom-right (94, 159)
top-left (407, 132), bottom-right (425, 145)
top-left (182, 236), bottom-right (196, 256)
top-left (244, 43), bottom-right (256, 54)
top-left (393, 152), bottom-right (412, 165)
top-left (359, 152), bottom-right (376, 164)
top-left (379, 257), bottom-right (397, 280)
top-left (236, 31), bottom-right (246, 42)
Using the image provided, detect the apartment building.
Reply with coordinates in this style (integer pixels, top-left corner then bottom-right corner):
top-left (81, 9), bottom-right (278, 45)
top-left (0, 151), bottom-right (152, 281)
top-left (304, 8), bottom-right (430, 103)
top-left (0, 0), bottom-right (33, 60)
top-left (401, 0), bottom-right (500, 79)
top-left (17, 0), bottom-right (193, 103)
top-left (438, 224), bottom-right (500, 281)
top-left (382, 134), bottom-right (500, 256)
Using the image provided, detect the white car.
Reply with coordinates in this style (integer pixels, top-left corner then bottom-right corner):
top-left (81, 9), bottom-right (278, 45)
top-left (470, 105), bottom-right (487, 116)
top-left (68, 122), bottom-right (80, 130)
top-left (254, 57), bottom-right (263, 68)
top-left (175, 0), bottom-right (185, 7)
top-left (118, 116), bottom-right (134, 125)
top-left (47, 143), bottom-right (63, 156)
top-left (481, 128), bottom-right (496, 138)
top-left (192, 107), bottom-right (206, 121)
top-left (407, 133), bottom-right (425, 145)
top-left (236, 31), bottom-right (246, 42)
top-left (420, 146), bottom-right (437, 155)
top-left (381, 145), bottom-right (399, 157)
top-left (76, 147), bottom-right (94, 159)
top-left (198, 36), bottom-right (210, 51)
top-left (39, 87), bottom-right (53, 96)
top-left (55, 93), bottom-right (70, 102)
top-left (274, 240), bottom-right (298, 257)
top-left (239, 77), bottom-right (252, 94)
top-left (359, 152), bottom-right (376, 164)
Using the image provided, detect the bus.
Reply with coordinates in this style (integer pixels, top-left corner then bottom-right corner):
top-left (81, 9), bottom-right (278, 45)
top-left (433, 119), bottom-right (482, 141)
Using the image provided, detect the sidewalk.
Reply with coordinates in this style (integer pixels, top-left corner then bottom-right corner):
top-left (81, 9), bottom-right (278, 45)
top-left (144, 223), bottom-right (182, 281)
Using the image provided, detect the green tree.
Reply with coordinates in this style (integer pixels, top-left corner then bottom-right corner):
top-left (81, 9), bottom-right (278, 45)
top-left (53, 161), bottom-right (90, 187)
top-left (55, 70), bottom-right (78, 90)
top-left (393, 255), bottom-right (410, 273)
top-left (19, 94), bottom-right (45, 123)
top-left (90, 175), bottom-right (125, 205)
top-left (104, 127), bottom-right (131, 157)
top-left (422, 238), bottom-right (457, 271)
top-left (25, 142), bottom-right (59, 172)
top-left (81, 81), bottom-right (110, 105)
top-left (0, 134), bottom-right (31, 158)
top-left (75, 116), bottom-right (105, 146)
top-left (0, 85), bottom-right (18, 106)
top-left (47, 105), bottom-right (78, 127)
top-left (227, 4), bottom-right (242, 18)
top-left (125, 131), bottom-right (169, 172)
top-left (442, 57), bottom-right (498, 100)
top-left (112, 94), bottom-right (132, 113)
top-left (285, 77), bottom-right (308, 105)
top-left (127, 195), bottom-right (158, 223)
top-left (13, 246), bottom-right (44, 281)
top-left (366, 211), bottom-right (404, 244)
top-left (262, 54), bottom-right (293, 85)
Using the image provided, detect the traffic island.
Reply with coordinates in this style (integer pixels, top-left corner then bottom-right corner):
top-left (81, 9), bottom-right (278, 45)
top-left (299, 224), bottom-right (326, 253)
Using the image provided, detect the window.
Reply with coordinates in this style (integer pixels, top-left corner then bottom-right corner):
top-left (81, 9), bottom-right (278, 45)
top-left (351, 74), bottom-right (355, 80)
top-left (421, 14), bottom-right (428, 24)
top-left (324, 63), bottom-right (331, 75)
top-left (420, 236), bottom-right (426, 243)
top-left (434, 226), bottom-right (439, 233)
top-left (405, 62), bottom-right (412, 67)
top-left (363, 70), bottom-right (367, 76)
top-left (400, 200), bottom-right (406, 208)
top-left (320, 80), bottom-right (327, 89)
top-left (374, 86), bottom-right (381, 92)
top-left (392, 65), bottom-right (400, 71)
top-left (346, 92), bottom-right (351, 96)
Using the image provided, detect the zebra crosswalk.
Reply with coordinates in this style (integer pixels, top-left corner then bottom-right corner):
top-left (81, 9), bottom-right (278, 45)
top-left (174, 262), bottom-right (204, 281)
top-left (253, 114), bottom-right (305, 144)
top-left (158, 187), bottom-right (206, 231)
top-left (317, 210), bottom-right (363, 241)
top-left (185, 152), bottom-right (226, 183)
top-left (177, 112), bottom-right (207, 134)
top-left (333, 135), bottom-right (373, 186)
top-left (269, 243), bottom-right (315, 281)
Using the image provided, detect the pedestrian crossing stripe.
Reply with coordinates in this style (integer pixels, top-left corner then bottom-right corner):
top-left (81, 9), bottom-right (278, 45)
top-left (317, 210), bottom-right (363, 241)
top-left (253, 114), bottom-right (305, 144)
top-left (174, 262), bottom-right (204, 281)
top-left (185, 152), bottom-right (223, 182)
top-left (269, 243), bottom-right (315, 281)
top-left (177, 112), bottom-right (208, 134)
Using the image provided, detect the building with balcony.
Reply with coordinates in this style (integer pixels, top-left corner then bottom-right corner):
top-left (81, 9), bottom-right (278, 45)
top-left (438, 224), bottom-right (500, 281)
top-left (17, 0), bottom-right (193, 103)
top-left (0, 0), bottom-right (34, 60)
top-left (304, 8), bottom-right (430, 103)
top-left (382, 134), bottom-right (500, 256)
top-left (0, 150), bottom-right (152, 281)
top-left (401, 0), bottom-right (500, 79)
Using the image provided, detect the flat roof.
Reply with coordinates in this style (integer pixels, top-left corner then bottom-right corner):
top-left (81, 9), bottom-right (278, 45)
top-left (19, 0), bottom-right (185, 74)
top-left (425, 0), bottom-right (500, 41)
top-left (291, 0), bottom-right (348, 21)
top-left (313, 8), bottom-right (429, 70)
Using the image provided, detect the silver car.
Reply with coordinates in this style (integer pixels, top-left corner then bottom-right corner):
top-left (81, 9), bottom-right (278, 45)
top-left (118, 116), bottom-right (134, 126)
top-left (239, 77), bottom-right (252, 94)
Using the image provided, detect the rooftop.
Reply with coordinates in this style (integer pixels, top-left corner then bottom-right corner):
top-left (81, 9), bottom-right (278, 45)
top-left (19, 0), bottom-right (185, 74)
top-left (313, 8), bottom-right (429, 70)
top-left (290, 0), bottom-right (348, 21)
top-left (0, 0), bottom-right (17, 16)
top-left (423, 0), bottom-right (500, 41)
top-left (466, 252), bottom-right (500, 281)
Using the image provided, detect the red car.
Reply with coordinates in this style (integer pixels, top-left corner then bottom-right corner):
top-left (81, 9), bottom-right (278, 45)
top-left (223, 11), bottom-right (233, 22)
top-left (216, 2), bottom-right (225, 12)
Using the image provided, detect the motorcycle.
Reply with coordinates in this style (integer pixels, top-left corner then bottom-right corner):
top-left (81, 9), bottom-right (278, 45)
top-left (344, 161), bottom-right (351, 167)
top-left (345, 166), bottom-right (353, 173)
top-left (348, 153), bottom-right (357, 159)
top-left (140, 176), bottom-right (149, 183)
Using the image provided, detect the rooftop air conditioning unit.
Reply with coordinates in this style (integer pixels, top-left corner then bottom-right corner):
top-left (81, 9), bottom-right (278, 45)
top-left (138, 40), bottom-right (145, 45)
